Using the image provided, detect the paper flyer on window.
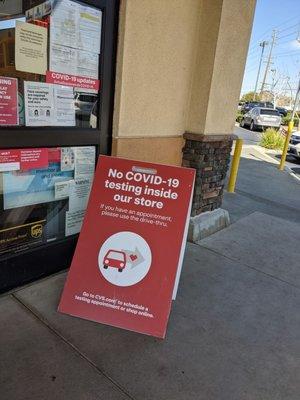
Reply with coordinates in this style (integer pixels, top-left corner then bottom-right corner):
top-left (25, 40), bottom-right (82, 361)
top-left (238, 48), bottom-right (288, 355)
top-left (49, 44), bottom-right (99, 79)
top-left (74, 147), bottom-right (96, 179)
top-left (65, 209), bottom-right (85, 236)
top-left (15, 21), bottom-right (48, 75)
top-left (24, 81), bottom-right (75, 127)
top-left (55, 85), bottom-right (76, 126)
top-left (55, 180), bottom-right (73, 200)
top-left (25, 0), bottom-right (52, 21)
top-left (68, 177), bottom-right (93, 211)
top-left (50, 0), bottom-right (102, 54)
top-left (61, 147), bottom-right (75, 171)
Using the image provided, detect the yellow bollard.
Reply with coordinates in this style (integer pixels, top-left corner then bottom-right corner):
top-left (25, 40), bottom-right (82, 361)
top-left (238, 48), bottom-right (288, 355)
top-left (227, 138), bottom-right (243, 193)
top-left (279, 120), bottom-right (294, 170)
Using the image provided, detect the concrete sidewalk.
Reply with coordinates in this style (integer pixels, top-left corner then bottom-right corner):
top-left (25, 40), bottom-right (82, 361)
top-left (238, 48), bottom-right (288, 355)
top-left (1, 209), bottom-right (300, 400)
top-left (1, 141), bottom-right (300, 399)
top-left (224, 144), bottom-right (300, 224)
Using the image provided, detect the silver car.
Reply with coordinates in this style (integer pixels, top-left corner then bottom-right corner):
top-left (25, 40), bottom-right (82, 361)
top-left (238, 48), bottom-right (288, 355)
top-left (240, 107), bottom-right (281, 131)
top-left (288, 130), bottom-right (300, 159)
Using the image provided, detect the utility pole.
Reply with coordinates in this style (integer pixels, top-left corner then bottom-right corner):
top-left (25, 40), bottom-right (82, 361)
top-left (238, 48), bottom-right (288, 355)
top-left (283, 77), bottom-right (293, 109)
top-left (260, 30), bottom-right (277, 95)
top-left (291, 77), bottom-right (300, 121)
top-left (270, 68), bottom-right (277, 108)
top-left (254, 41), bottom-right (268, 101)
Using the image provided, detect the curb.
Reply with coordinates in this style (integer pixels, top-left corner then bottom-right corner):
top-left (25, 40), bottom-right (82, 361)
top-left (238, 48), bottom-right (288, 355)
top-left (251, 145), bottom-right (300, 184)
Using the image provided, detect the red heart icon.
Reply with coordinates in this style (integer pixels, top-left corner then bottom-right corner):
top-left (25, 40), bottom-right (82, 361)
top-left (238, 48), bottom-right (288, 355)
top-left (130, 254), bottom-right (137, 261)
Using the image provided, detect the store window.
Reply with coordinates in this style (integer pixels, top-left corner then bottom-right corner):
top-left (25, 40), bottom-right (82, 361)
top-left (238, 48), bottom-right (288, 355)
top-left (0, 0), bottom-right (117, 291)
top-left (0, 0), bottom-right (102, 129)
top-left (0, 146), bottom-right (95, 257)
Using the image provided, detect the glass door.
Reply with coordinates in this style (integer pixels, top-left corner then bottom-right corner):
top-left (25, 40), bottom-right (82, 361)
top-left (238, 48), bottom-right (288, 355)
top-left (0, 0), bottom-right (119, 292)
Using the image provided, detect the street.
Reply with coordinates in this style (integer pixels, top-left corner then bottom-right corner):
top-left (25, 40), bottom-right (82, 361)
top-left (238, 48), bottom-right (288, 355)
top-left (234, 124), bottom-right (263, 145)
top-left (223, 126), bottom-right (300, 225)
top-left (234, 125), bottom-right (300, 178)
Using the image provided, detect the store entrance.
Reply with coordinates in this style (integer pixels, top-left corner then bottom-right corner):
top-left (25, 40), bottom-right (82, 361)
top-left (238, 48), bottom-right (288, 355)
top-left (0, 0), bottom-right (119, 292)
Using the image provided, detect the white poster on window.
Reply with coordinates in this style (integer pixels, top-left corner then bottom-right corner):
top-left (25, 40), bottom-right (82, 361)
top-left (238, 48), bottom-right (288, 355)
top-left (77, 3), bottom-right (102, 54)
top-left (55, 85), bottom-right (75, 126)
top-left (50, 44), bottom-right (77, 76)
top-left (24, 82), bottom-right (54, 126)
top-left (61, 147), bottom-right (75, 171)
top-left (24, 81), bottom-right (75, 126)
top-left (74, 146), bottom-right (96, 179)
top-left (68, 177), bottom-right (93, 211)
top-left (50, 0), bottom-right (102, 54)
top-left (65, 209), bottom-right (85, 236)
top-left (54, 180), bottom-right (72, 200)
top-left (50, 44), bottom-right (99, 79)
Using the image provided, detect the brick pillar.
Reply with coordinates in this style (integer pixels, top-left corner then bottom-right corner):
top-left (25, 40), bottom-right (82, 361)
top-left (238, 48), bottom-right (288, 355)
top-left (182, 133), bottom-right (236, 217)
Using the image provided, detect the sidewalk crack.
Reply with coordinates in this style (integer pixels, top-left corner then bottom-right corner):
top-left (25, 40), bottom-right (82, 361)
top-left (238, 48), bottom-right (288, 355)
top-left (11, 294), bottom-right (136, 400)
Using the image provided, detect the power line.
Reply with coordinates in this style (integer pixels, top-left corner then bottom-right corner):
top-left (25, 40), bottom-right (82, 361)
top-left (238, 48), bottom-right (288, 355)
top-left (275, 52), bottom-right (300, 58)
top-left (247, 16), bottom-right (300, 52)
top-left (277, 30), bottom-right (299, 40)
top-left (276, 38), bottom-right (299, 46)
top-left (278, 22), bottom-right (300, 34)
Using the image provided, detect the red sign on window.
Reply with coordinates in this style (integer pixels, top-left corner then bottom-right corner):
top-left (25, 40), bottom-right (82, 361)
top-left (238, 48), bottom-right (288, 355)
top-left (46, 71), bottom-right (100, 92)
top-left (0, 148), bottom-right (49, 172)
top-left (59, 156), bottom-right (195, 338)
top-left (20, 148), bottom-right (49, 170)
top-left (0, 77), bottom-right (18, 126)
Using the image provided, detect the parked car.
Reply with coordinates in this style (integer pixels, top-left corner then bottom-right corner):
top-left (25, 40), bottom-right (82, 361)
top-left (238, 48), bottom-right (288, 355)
top-left (74, 93), bottom-right (97, 117)
top-left (237, 101), bottom-right (245, 110)
top-left (288, 130), bottom-right (300, 159)
top-left (240, 107), bottom-right (281, 131)
top-left (89, 100), bottom-right (98, 128)
top-left (241, 101), bottom-right (274, 114)
top-left (276, 107), bottom-right (288, 117)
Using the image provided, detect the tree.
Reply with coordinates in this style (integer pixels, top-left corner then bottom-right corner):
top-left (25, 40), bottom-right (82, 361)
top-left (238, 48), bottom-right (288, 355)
top-left (241, 91), bottom-right (261, 102)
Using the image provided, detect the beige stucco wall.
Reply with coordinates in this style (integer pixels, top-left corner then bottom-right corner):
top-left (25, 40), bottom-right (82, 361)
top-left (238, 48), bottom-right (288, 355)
top-left (187, 0), bottom-right (256, 134)
top-left (112, 0), bottom-right (256, 163)
top-left (113, 0), bottom-right (201, 138)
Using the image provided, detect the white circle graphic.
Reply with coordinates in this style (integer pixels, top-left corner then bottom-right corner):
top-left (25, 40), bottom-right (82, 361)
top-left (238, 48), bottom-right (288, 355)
top-left (98, 231), bottom-right (152, 287)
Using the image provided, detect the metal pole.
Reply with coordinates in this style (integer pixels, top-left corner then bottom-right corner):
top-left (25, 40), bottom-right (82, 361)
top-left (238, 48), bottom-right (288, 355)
top-left (254, 41), bottom-right (267, 101)
top-left (260, 30), bottom-right (276, 94)
top-left (270, 69), bottom-right (276, 108)
top-left (227, 139), bottom-right (243, 193)
top-left (279, 77), bottom-right (300, 170)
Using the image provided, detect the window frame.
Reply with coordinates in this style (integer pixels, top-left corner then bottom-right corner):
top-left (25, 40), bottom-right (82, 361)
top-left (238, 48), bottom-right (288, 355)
top-left (0, 0), bottom-right (119, 293)
top-left (0, 0), bottom-right (119, 155)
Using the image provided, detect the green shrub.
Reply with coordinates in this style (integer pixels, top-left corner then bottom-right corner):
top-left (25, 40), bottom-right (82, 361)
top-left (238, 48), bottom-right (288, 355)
top-left (236, 111), bottom-right (243, 123)
top-left (281, 113), bottom-right (299, 127)
top-left (259, 128), bottom-right (285, 150)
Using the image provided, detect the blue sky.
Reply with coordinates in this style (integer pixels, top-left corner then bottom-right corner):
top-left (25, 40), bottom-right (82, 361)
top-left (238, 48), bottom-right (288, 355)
top-left (241, 0), bottom-right (300, 96)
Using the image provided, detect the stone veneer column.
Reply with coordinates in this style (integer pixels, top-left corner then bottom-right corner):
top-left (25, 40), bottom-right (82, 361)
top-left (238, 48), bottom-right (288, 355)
top-left (180, 0), bottom-right (255, 241)
top-left (182, 133), bottom-right (236, 217)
